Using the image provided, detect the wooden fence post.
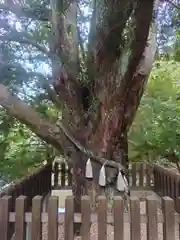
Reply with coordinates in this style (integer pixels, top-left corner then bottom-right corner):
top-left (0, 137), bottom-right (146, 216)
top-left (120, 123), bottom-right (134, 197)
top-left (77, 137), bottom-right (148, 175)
top-left (146, 196), bottom-right (158, 240)
top-left (65, 196), bottom-right (74, 240)
top-left (15, 196), bottom-right (27, 240)
top-left (81, 196), bottom-right (91, 240)
top-left (162, 196), bottom-right (175, 240)
top-left (98, 196), bottom-right (107, 240)
top-left (31, 196), bottom-right (43, 240)
top-left (130, 197), bottom-right (140, 240)
top-left (0, 196), bottom-right (13, 240)
top-left (114, 196), bottom-right (124, 240)
top-left (48, 196), bottom-right (58, 240)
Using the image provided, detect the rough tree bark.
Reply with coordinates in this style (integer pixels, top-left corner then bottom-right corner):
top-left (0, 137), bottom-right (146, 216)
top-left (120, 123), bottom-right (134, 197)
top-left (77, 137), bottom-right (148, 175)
top-left (0, 0), bottom-right (158, 235)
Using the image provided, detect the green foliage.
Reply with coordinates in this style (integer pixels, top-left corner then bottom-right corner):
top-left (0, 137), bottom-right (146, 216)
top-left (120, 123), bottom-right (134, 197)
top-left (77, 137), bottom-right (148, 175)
top-left (129, 60), bottom-right (180, 165)
top-left (0, 110), bottom-right (55, 185)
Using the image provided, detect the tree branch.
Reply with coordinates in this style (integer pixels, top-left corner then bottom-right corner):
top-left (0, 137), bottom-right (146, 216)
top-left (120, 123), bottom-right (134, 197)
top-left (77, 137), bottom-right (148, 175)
top-left (166, 0), bottom-right (180, 10)
top-left (0, 32), bottom-right (50, 57)
top-left (34, 74), bottom-right (62, 109)
top-left (121, 2), bottom-right (158, 131)
top-left (119, 0), bottom-right (155, 98)
top-left (0, 63), bottom-right (61, 109)
top-left (93, 0), bottom-right (134, 73)
top-left (0, 84), bottom-right (124, 171)
top-left (123, 22), bottom-right (157, 130)
top-left (0, 3), bottom-right (50, 21)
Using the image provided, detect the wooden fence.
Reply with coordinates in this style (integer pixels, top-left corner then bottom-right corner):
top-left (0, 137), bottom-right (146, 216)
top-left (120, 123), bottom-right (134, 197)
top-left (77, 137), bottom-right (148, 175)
top-left (0, 195), bottom-right (179, 240)
top-left (128, 163), bottom-right (154, 189)
top-left (0, 164), bottom-right (52, 239)
top-left (1, 162), bottom-right (180, 239)
top-left (154, 164), bottom-right (180, 212)
top-left (52, 162), bottom-right (155, 190)
top-left (0, 163), bottom-right (52, 210)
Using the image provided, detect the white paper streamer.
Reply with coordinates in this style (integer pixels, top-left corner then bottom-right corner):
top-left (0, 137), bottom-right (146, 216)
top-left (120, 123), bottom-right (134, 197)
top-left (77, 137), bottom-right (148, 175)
top-left (99, 165), bottom-right (106, 186)
top-left (116, 171), bottom-right (126, 191)
top-left (85, 158), bottom-right (93, 178)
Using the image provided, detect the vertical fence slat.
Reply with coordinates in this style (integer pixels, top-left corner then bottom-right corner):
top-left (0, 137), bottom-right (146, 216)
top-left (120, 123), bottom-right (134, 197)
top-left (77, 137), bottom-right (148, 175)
top-left (114, 196), bottom-right (124, 240)
top-left (162, 197), bottom-right (175, 240)
top-left (157, 170), bottom-right (159, 192)
top-left (139, 163), bottom-right (144, 187)
top-left (98, 196), bottom-right (107, 240)
top-left (159, 170), bottom-right (162, 195)
top-left (175, 177), bottom-right (180, 213)
top-left (169, 176), bottom-right (172, 198)
top-left (157, 170), bottom-right (160, 192)
top-left (81, 196), bottom-right (90, 240)
top-left (68, 166), bottom-right (72, 186)
top-left (54, 163), bottom-right (59, 187)
top-left (65, 196), bottom-right (74, 240)
top-left (61, 163), bottom-right (66, 187)
top-left (132, 164), bottom-right (136, 187)
top-left (0, 196), bottom-right (12, 240)
top-left (171, 177), bottom-right (175, 200)
top-left (31, 196), bottom-right (42, 240)
top-left (130, 197), bottom-right (140, 240)
top-left (146, 165), bottom-right (151, 188)
top-left (146, 197), bottom-right (158, 240)
top-left (167, 175), bottom-right (170, 196)
top-left (15, 196), bottom-right (27, 240)
top-left (162, 172), bottom-right (165, 196)
top-left (48, 196), bottom-right (58, 240)
top-left (163, 172), bottom-right (166, 196)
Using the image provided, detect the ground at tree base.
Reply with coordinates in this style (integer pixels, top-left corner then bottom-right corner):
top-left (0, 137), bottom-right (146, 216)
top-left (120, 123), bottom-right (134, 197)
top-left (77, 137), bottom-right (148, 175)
top-left (42, 191), bottom-right (179, 239)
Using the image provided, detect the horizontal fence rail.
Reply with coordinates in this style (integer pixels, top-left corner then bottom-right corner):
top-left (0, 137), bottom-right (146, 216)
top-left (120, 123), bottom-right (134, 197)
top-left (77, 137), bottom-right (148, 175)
top-left (0, 195), bottom-right (179, 240)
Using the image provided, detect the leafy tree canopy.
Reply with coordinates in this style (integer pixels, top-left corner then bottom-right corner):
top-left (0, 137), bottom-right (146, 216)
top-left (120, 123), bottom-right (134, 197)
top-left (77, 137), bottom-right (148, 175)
top-left (129, 60), bottom-right (180, 169)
